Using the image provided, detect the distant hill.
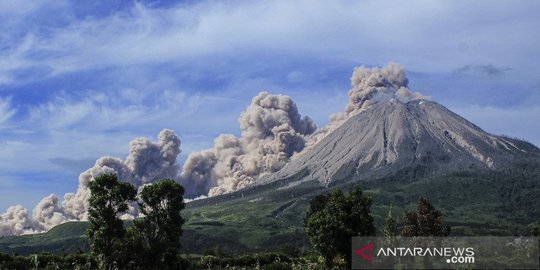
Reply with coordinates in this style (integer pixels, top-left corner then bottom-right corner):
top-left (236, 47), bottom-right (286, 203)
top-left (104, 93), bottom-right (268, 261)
top-left (0, 222), bottom-right (89, 255)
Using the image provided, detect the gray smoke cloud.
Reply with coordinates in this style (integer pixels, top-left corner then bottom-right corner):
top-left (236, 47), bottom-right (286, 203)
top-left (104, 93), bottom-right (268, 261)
top-left (345, 62), bottom-right (424, 115)
top-left (62, 128), bottom-right (181, 220)
top-left (306, 63), bottom-right (428, 147)
top-left (0, 129), bottom-right (182, 236)
top-left (181, 91), bottom-right (316, 197)
top-left (33, 194), bottom-right (68, 231)
top-left (0, 205), bottom-right (38, 236)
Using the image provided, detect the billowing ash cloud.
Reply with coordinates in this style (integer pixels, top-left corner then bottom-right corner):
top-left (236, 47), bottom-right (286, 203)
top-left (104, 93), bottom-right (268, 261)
top-left (181, 92), bottom-right (316, 197)
top-left (306, 63), bottom-right (428, 147)
top-left (0, 129), bottom-right (182, 236)
top-left (33, 194), bottom-right (67, 231)
top-left (0, 205), bottom-right (38, 236)
top-left (62, 129), bottom-right (181, 220)
top-left (346, 62), bottom-right (426, 114)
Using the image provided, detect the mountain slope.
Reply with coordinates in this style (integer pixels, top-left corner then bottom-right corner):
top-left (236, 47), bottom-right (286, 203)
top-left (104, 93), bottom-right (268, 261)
top-left (262, 99), bottom-right (539, 187)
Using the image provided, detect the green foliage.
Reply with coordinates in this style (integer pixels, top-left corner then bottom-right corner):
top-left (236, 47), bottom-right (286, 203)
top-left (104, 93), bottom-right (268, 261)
top-left (304, 186), bottom-right (375, 268)
top-left (400, 197), bottom-right (450, 237)
top-left (87, 173), bottom-right (137, 270)
top-left (69, 178), bottom-right (187, 269)
top-left (276, 244), bottom-right (302, 258)
top-left (0, 252), bottom-right (332, 270)
top-left (0, 253), bottom-right (96, 270)
top-left (382, 207), bottom-right (396, 240)
top-left (533, 224), bottom-right (540, 238)
top-left (120, 179), bottom-right (186, 270)
top-left (195, 252), bottom-right (294, 269)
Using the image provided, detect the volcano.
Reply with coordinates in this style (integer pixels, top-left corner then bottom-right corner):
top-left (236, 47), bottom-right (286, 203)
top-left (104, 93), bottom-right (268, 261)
top-left (260, 98), bottom-right (539, 188)
top-left (143, 99), bottom-right (540, 252)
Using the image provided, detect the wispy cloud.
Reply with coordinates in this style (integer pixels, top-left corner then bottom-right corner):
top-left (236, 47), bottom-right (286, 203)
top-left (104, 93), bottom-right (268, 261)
top-left (0, 88), bottom-right (222, 169)
top-left (1, 0), bottom-right (539, 85)
top-left (455, 64), bottom-right (513, 77)
top-left (0, 97), bottom-right (16, 124)
top-left (25, 89), bottom-right (198, 131)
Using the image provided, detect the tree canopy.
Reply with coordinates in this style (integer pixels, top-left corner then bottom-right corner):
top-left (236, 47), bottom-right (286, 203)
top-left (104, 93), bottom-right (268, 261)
top-left (304, 186), bottom-right (375, 268)
top-left (87, 173), bottom-right (137, 270)
top-left (400, 197), bottom-right (450, 237)
top-left (87, 175), bottom-right (186, 270)
top-left (130, 179), bottom-right (186, 270)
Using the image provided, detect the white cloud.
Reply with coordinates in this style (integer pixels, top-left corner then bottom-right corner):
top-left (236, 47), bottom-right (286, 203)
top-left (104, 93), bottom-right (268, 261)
top-left (1, 0), bottom-right (539, 83)
top-left (0, 89), bottom-right (200, 161)
top-left (0, 97), bottom-right (16, 124)
top-left (0, 0), bottom-right (50, 16)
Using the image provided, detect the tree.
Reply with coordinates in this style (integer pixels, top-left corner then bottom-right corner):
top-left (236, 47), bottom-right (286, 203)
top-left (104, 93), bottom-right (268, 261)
top-left (382, 207), bottom-right (396, 240)
top-left (131, 179), bottom-right (186, 270)
top-left (304, 186), bottom-right (375, 268)
top-left (87, 173), bottom-right (137, 270)
top-left (533, 224), bottom-right (540, 238)
top-left (400, 197), bottom-right (450, 237)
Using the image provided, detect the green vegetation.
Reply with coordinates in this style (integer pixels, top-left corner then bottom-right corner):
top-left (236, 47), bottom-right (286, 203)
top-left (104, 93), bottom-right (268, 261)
top-left (125, 179), bottom-right (186, 269)
top-left (533, 224), bottom-right (540, 238)
top-left (0, 252), bottom-right (331, 269)
top-left (400, 197), bottom-right (450, 237)
top-left (0, 253), bottom-right (97, 270)
top-left (87, 175), bottom-right (186, 269)
top-left (87, 173), bottom-right (137, 270)
top-left (1, 169), bottom-right (539, 255)
top-left (304, 186), bottom-right (374, 268)
top-left (0, 222), bottom-right (89, 255)
top-left (381, 207), bottom-right (396, 239)
top-left (2, 168), bottom-right (539, 255)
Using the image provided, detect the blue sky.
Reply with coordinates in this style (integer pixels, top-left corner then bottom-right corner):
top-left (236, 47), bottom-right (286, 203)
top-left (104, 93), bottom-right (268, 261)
top-left (1, 0), bottom-right (539, 211)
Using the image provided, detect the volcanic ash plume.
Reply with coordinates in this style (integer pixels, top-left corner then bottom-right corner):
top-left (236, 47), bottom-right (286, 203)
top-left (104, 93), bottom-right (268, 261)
top-left (345, 62), bottom-right (425, 115)
top-left (62, 128), bottom-right (181, 220)
top-left (181, 92), bottom-right (316, 197)
top-left (0, 205), bottom-right (39, 236)
top-left (0, 129), bottom-right (182, 236)
top-left (33, 194), bottom-right (68, 231)
top-left (306, 63), bottom-right (428, 147)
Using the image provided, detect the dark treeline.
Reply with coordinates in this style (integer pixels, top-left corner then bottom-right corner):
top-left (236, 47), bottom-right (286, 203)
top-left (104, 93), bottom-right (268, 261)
top-left (0, 252), bottom-right (307, 270)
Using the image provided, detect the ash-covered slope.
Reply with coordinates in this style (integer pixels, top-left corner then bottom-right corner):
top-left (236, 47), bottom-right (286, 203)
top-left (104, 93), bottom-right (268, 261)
top-left (262, 99), bottom-right (540, 186)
